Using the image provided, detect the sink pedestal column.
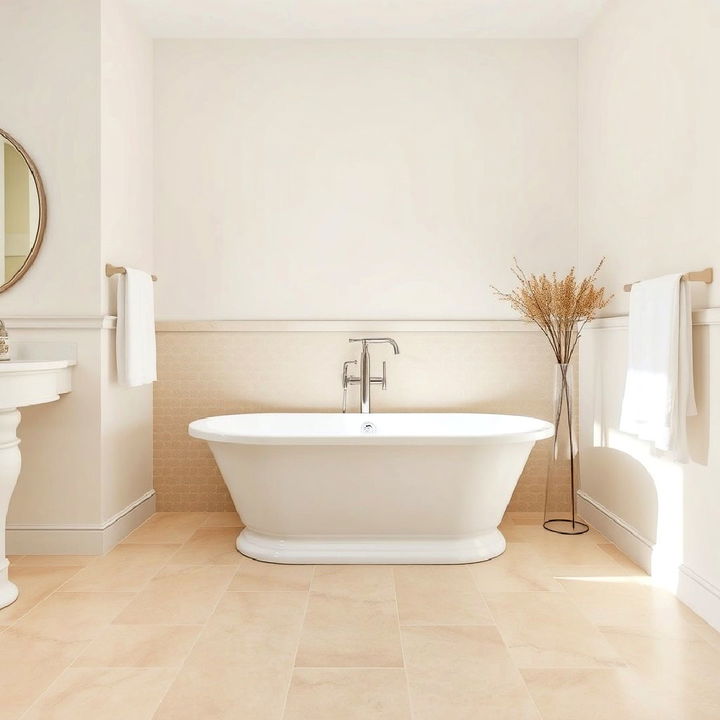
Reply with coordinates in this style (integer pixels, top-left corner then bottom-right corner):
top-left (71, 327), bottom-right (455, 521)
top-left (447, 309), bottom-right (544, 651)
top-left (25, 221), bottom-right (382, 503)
top-left (0, 355), bottom-right (75, 608)
top-left (0, 408), bottom-right (21, 609)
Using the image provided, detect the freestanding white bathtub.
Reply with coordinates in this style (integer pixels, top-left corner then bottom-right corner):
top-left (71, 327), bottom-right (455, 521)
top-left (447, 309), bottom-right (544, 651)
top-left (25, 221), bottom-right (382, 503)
top-left (189, 413), bottom-right (553, 564)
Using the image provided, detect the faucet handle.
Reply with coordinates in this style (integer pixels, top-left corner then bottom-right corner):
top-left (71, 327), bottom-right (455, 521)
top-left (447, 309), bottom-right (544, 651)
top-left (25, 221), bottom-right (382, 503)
top-left (370, 361), bottom-right (387, 390)
top-left (342, 360), bottom-right (358, 414)
top-left (342, 360), bottom-right (357, 387)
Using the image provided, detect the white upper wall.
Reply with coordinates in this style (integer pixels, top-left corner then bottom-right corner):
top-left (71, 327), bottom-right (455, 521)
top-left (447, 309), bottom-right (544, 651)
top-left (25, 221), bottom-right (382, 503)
top-left (0, 0), bottom-right (101, 315)
top-left (154, 40), bottom-right (578, 320)
top-left (127, 0), bottom-right (605, 39)
top-left (101, 0), bottom-right (154, 316)
top-left (579, 0), bottom-right (720, 313)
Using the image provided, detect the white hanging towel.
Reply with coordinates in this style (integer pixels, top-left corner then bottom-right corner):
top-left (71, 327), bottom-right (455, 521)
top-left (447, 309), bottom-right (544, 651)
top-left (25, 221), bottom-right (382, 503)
top-left (619, 274), bottom-right (696, 462)
top-left (116, 268), bottom-right (157, 387)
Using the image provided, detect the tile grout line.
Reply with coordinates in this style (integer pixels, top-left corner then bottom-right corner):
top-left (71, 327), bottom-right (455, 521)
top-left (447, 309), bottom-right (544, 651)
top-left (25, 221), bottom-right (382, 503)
top-left (145, 540), bottom-right (240, 719)
top-left (479, 535), bottom-right (633, 673)
top-left (392, 567), bottom-right (416, 720)
top-left (479, 572), bottom-right (606, 718)
top-left (516, 661), bottom-right (546, 720)
top-left (15, 519), bottom-right (210, 718)
top-left (17, 642), bottom-right (96, 720)
top-left (688, 623), bottom-right (720, 653)
top-left (278, 564), bottom-right (316, 720)
top-left (67, 548), bottom-right (192, 669)
top-left (1, 563), bottom-right (87, 629)
top-left (4, 515), bottom-right (169, 715)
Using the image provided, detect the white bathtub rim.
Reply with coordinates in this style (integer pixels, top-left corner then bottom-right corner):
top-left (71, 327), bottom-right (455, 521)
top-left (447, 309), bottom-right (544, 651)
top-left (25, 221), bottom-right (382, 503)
top-left (235, 527), bottom-right (507, 564)
top-left (189, 412), bottom-right (554, 446)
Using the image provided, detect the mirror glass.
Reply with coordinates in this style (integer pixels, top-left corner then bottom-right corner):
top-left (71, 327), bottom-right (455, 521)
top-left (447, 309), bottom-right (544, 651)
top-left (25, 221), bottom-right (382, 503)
top-left (1, 130), bottom-right (45, 292)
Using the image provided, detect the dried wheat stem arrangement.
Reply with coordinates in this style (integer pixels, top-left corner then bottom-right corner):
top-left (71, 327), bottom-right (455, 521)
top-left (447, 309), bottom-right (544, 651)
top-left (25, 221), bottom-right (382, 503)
top-left (492, 258), bottom-right (612, 535)
top-left (491, 259), bottom-right (612, 364)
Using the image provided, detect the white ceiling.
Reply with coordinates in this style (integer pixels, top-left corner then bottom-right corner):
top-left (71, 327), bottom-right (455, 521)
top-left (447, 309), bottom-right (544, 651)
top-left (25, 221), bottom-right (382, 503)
top-left (124, 0), bottom-right (607, 39)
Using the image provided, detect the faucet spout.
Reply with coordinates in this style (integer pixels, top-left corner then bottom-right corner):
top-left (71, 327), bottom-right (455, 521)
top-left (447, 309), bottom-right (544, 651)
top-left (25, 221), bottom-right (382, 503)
top-left (349, 337), bottom-right (400, 354)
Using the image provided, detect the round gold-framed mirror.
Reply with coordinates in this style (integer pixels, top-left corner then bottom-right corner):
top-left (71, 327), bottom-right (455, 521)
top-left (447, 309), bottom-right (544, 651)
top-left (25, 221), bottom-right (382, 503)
top-left (0, 129), bottom-right (46, 293)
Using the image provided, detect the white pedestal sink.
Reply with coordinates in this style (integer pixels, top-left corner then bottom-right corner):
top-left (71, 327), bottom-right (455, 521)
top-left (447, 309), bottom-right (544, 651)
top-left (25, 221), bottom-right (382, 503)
top-left (0, 358), bottom-right (74, 608)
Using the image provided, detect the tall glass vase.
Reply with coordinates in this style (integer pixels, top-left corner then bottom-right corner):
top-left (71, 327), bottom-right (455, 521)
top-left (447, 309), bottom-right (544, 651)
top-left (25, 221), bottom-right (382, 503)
top-left (543, 363), bottom-right (588, 535)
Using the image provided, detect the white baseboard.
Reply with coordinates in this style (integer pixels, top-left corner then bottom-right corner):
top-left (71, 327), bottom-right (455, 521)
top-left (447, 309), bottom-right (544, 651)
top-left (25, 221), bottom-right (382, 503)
top-left (577, 490), bottom-right (720, 632)
top-left (678, 564), bottom-right (720, 632)
top-left (6, 490), bottom-right (155, 555)
top-left (576, 490), bottom-right (654, 572)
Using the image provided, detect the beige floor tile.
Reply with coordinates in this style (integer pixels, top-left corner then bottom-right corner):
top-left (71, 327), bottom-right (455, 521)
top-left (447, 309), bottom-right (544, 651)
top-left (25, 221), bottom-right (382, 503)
top-left (521, 668), bottom-right (659, 720)
top-left (507, 521), bottom-right (604, 540)
top-left (60, 563), bottom-right (160, 594)
top-left (497, 525), bottom-right (531, 543)
top-left (154, 665), bottom-right (291, 720)
top-left (10, 555), bottom-right (95, 567)
top-left (0, 628), bottom-right (87, 720)
top-left (546, 563), bottom-right (647, 579)
top-left (61, 544), bottom-right (180, 593)
top-left (4, 509), bottom-right (719, 719)
top-left (202, 511), bottom-right (243, 527)
top-left (603, 623), bottom-right (720, 672)
top-left (61, 563), bottom-right (159, 594)
top-left (559, 576), bottom-right (699, 630)
top-left (395, 566), bottom-right (492, 625)
top-left (597, 543), bottom-right (646, 572)
top-left (296, 594), bottom-right (403, 668)
top-left (0, 565), bottom-right (84, 623)
top-left (284, 668), bottom-right (411, 720)
top-left (540, 540), bottom-right (631, 567)
top-left (507, 512), bottom-right (544, 525)
top-left (12, 592), bottom-right (134, 642)
top-left (190, 591), bottom-right (307, 667)
top-left (497, 516), bottom-right (529, 542)
top-left (169, 527), bottom-right (242, 565)
top-left (402, 625), bottom-right (540, 720)
top-left (602, 625), bottom-right (720, 719)
top-left (208, 589), bottom-right (307, 627)
top-left (470, 543), bottom-right (564, 592)
top-left (113, 565), bottom-right (235, 625)
top-left (508, 527), bottom-right (621, 565)
top-left (311, 565), bottom-right (395, 600)
top-left (229, 555), bottom-right (314, 591)
top-left (74, 624), bottom-right (201, 667)
top-left (484, 592), bottom-right (623, 668)
top-left (105, 543), bottom-right (182, 564)
top-left (123, 512), bottom-right (208, 544)
top-left (23, 667), bottom-right (177, 720)
top-left (188, 621), bottom-right (299, 672)
top-left (692, 620), bottom-right (720, 652)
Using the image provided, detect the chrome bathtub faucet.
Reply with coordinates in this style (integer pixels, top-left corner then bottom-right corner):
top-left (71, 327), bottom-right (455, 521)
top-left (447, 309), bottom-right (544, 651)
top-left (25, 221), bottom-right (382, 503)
top-left (342, 338), bottom-right (400, 413)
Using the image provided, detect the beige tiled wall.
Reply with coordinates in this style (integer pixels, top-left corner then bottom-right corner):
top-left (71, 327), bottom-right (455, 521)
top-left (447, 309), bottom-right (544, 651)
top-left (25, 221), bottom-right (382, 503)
top-left (154, 330), bottom-right (562, 512)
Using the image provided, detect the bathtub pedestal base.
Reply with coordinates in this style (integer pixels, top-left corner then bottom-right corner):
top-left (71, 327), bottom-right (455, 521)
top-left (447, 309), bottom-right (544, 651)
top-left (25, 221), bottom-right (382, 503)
top-left (236, 527), bottom-right (506, 565)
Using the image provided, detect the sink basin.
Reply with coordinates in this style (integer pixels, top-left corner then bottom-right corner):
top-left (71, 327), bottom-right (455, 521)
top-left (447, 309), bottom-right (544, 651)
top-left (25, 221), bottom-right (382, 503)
top-left (0, 357), bottom-right (75, 608)
top-left (0, 359), bottom-right (74, 408)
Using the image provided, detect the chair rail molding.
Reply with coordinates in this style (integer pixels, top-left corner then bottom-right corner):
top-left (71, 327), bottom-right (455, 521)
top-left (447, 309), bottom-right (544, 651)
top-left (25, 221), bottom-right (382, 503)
top-left (154, 319), bottom-right (541, 332)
